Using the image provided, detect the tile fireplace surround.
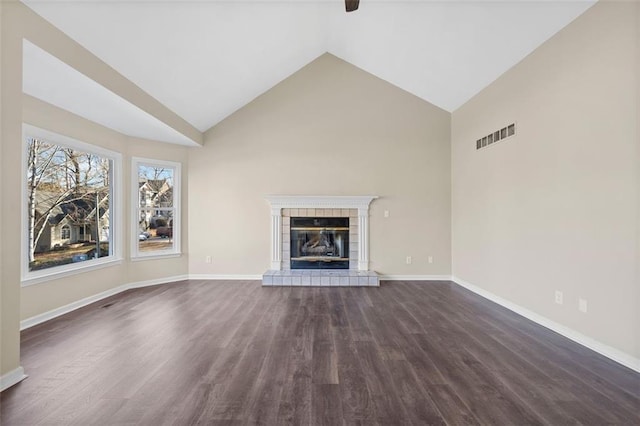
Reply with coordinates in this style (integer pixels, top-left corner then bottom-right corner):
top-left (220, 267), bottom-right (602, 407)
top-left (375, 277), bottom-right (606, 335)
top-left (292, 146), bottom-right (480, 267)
top-left (263, 195), bottom-right (379, 286)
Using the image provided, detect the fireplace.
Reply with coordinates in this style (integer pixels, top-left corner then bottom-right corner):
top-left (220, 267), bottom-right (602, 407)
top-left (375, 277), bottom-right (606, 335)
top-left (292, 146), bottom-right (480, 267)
top-left (263, 195), bottom-right (379, 287)
top-left (290, 217), bottom-right (349, 269)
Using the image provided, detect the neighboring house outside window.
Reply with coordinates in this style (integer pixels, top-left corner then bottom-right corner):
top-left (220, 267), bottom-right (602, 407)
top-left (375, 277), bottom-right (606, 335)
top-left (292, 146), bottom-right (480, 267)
top-left (132, 158), bottom-right (181, 258)
top-left (22, 125), bottom-right (122, 285)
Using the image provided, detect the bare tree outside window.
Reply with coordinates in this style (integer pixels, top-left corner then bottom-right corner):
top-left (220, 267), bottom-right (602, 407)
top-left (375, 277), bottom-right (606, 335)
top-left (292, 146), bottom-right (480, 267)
top-left (26, 137), bottom-right (112, 272)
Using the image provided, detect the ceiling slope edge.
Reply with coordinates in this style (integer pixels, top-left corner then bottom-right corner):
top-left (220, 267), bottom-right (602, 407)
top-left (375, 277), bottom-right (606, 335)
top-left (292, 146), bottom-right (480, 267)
top-left (324, 51), bottom-right (452, 114)
top-left (202, 51), bottom-right (331, 135)
top-left (449, 0), bottom-right (598, 115)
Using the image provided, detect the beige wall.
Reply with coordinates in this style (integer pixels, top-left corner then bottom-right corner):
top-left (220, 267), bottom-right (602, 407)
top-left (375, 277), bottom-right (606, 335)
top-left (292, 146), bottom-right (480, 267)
top-left (0, 2), bottom-right (191, 377)
top-left (452, 1), bottom-right (639, 358)
top-left (0, 0), bottom-right (8, 376)
top-left (189, 54), bottom-right (451, 277)
top-left (636, 0), bottom-right (640, 361)
top-left (1, 0), bottom-right (24, 377)
top-left (0, 0), bottom-right (4, 377)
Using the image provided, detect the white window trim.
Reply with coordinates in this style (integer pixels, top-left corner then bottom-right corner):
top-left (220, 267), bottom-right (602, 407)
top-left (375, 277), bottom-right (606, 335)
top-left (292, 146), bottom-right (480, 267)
top-left (21, 124), bottom-right (123, 286)
top-left (131, 157), bottom-right (181, 259)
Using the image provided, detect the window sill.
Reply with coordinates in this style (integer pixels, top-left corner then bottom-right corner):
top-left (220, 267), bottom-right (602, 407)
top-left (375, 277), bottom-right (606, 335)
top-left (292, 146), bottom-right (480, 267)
top-left (22, 257), bottom-right (124, 287)
top-left (130, 253), bottom-right (182, 262)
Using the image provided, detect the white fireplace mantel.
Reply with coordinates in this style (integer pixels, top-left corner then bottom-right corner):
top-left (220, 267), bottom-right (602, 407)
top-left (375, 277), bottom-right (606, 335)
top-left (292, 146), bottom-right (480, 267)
top-left (265, 195), bottom-right (378, 271)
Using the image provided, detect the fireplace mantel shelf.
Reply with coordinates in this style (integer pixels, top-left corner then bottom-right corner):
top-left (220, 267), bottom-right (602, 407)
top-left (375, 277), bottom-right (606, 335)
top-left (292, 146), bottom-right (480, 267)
top-left (265, 195), bottom-right (378, 212)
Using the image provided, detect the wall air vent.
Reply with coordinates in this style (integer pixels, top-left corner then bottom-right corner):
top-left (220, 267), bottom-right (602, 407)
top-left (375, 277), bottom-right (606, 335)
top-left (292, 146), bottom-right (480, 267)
top-left (476, 123), bottom-right (516, 150)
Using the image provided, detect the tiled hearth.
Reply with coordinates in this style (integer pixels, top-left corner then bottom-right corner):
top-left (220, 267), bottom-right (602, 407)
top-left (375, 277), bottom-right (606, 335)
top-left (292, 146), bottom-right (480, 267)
top-left (263, 195), bottom-right (379, 287)
top-left (262, 269), bottom-right (379, 286)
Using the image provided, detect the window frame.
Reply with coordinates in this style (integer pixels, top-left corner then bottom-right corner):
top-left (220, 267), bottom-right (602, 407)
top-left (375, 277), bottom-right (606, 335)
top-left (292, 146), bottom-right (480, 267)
top-left (21, 124), bottom-right (123, 286)
top-left (131, 157), bottom-right (181, 260)
top-left (61, 225), bottom-right (71, 240)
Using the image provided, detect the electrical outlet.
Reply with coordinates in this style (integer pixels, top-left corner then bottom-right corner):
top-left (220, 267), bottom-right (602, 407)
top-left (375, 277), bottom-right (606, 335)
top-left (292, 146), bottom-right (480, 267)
top-left (205, 256), bottom-right (212, 264)
top-left (428, 256), bottom-right (433, 264)
top-left (384, 210), bottom-right (389, 218)
top-left (555, 290), bottom-right (563, 305)
top-left (406, 256), bottom-right (412, 265)
top-left (579, 298), bottom-right (588, 313)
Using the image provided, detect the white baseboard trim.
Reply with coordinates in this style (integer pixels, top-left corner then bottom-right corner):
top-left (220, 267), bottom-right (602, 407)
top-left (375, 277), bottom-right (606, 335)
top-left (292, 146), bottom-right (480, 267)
top-left (189, 274), bottom-right (263, 280)
top-left (128, 275), bottom-right (189, 289)
top-left (379, 275), bottom-right (452, 281)
top-left (20, 275), bottom-right (189, 331)
top-left (452, 275), bottom-right (640, 373)
top-left (21, 282), bottom-right (131, 330)
top-left (1, 367), bottom-right (27, 392)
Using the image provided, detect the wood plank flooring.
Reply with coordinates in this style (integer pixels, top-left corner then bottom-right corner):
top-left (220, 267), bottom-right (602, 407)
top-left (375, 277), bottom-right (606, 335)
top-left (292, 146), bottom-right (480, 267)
top-left (1, 280), bottom-right (638, 425)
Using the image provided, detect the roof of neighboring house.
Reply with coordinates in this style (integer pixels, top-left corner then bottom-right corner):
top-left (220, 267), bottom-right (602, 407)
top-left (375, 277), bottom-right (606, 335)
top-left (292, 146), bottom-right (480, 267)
top-left (139, 179), bottom-right (168, 193)
top-left (34, 189), bottom-right (109, 226)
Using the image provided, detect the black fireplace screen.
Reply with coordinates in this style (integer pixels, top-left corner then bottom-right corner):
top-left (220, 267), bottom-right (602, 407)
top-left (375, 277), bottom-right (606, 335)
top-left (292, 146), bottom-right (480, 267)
top-left (290, 217), bottom-right (349, 269)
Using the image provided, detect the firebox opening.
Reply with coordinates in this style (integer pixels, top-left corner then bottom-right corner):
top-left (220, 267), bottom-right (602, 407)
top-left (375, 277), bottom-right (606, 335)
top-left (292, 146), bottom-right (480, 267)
top-left (290, 217), bottom-right (349, 269)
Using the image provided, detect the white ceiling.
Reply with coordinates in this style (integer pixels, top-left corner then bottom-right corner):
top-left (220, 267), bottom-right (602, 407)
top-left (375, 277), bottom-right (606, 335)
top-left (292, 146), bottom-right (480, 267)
top-left (22, 0), bottom-right (595, 138)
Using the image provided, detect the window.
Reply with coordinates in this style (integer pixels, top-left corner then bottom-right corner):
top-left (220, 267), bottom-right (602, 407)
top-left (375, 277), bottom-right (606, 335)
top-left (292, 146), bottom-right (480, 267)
top-left (61, 225), bottom-right (70, 240)
top-left (23, 125), bottom-right (122, 284)
top-left (132, 158), bottom-right (181, 258)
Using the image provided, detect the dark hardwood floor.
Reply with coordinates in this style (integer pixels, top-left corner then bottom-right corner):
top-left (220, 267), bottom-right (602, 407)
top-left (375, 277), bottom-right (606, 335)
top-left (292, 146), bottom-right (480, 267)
top-left (1, 280), bottom-right (638, 425)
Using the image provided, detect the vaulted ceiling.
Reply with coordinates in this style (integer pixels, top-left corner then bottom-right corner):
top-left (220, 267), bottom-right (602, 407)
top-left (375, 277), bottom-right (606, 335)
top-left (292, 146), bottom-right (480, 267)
top-left (22, 0), bottom-right (595, 144)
